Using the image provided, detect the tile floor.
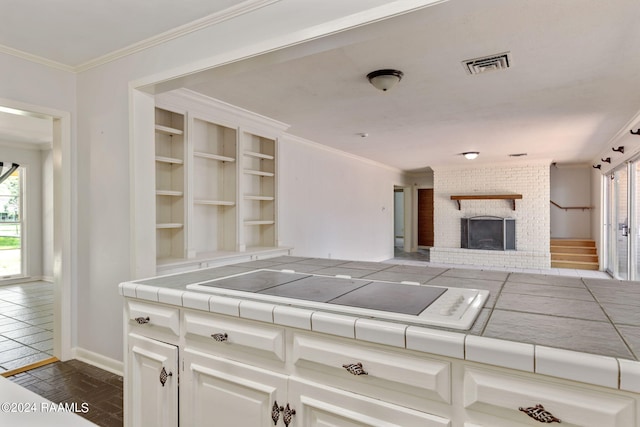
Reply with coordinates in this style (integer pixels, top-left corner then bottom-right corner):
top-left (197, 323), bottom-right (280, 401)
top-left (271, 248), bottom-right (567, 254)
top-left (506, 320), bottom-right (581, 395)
top-left (0, 281), bottom-right (54, 372)
top-left (7, 359), bottom-right (123, 427)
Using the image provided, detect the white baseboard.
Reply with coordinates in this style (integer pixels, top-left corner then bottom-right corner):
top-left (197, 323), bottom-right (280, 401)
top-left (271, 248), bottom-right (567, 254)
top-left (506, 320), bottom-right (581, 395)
top-left (72, 347), bottom-right (123, 377)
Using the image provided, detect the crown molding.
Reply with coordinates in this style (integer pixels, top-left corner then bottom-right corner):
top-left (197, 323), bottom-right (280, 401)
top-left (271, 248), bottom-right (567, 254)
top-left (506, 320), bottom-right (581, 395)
top-left (75, 0), bottom-right (281, 73)
top-left (0, 44), bottom-right (75, 73)
top-left (282, 133), bottom-right (404, 174)
top-left (157, 88), bottom-right (290, 137)
top-left (0, 0), bottom-right (280, 74)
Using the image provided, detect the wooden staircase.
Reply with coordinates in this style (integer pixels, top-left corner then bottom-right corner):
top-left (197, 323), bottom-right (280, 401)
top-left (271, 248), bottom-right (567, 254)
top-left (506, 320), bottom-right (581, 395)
top-left (550, 239), bottom-right (599, 270)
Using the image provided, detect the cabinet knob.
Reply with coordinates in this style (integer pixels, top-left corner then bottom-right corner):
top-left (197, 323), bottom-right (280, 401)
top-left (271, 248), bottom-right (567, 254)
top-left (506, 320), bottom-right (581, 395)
top-left (519, 404), bottom-right (561, 423)
top-left (159, 366), bottom-right (173, 387)
top-left (134, 316), bottom-right (150, 324)
top-left (342, 362), bottom-right (368, 376)
top-left (271, 401), bottom-right (283, 425)
top-left (282, 403), bottom-right (296, 427)
top-left (211, 333), bottom-right (228, 342)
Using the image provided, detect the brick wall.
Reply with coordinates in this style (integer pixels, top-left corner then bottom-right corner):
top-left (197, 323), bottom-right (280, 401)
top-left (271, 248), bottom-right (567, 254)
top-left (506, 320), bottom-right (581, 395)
top-left (430, 162), bottom-right (551, 269)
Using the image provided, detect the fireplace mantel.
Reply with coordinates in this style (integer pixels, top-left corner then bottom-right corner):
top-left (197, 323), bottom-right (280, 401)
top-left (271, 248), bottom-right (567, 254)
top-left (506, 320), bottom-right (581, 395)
top-left (450, 194), bottom-right (523, 210)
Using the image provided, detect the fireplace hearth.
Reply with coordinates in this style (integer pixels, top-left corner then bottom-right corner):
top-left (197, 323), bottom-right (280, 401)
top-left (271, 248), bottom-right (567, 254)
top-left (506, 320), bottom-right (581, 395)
top-left (461, 216), bottom-right (515, 251)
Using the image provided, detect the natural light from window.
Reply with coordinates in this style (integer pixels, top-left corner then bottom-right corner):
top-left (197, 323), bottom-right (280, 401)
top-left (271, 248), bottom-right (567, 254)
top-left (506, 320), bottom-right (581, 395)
top-left (0, 168), bottom-right (21, 277)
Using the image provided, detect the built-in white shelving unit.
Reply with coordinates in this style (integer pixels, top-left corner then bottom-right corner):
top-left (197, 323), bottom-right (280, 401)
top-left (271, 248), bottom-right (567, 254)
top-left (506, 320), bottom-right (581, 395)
top-left (153, 89), bottom-right (289, 267)
top-left (190, 117), bottom-right (238, 257)
top-left (242, 133), bottom-right (276, 250)
top-left (155, 107), bottom-right (186, 261)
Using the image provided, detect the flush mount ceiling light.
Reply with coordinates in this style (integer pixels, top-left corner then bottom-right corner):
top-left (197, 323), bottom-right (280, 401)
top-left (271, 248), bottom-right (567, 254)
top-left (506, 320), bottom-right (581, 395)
top-left (366, 69), bottom-right (404, 91)
top-left (462, 152), bottom-right (479, 160)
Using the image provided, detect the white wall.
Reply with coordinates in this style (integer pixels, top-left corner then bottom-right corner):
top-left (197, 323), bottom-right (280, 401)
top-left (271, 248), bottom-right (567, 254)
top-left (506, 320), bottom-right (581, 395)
top-left (430, 162), bottom-right (551, 269)
top-left (279, 135), bottom-right (406, 262)
top-left (74, 0), bottom-right (433, 364)
top-left (0, 143), bottom-right (46, 279)
top-left (550, 164), bottom-right (592, 239)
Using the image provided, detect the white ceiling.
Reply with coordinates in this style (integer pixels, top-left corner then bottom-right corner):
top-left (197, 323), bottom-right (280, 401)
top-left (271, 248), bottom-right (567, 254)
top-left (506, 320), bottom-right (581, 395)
top-left (3, 0), bottom-right (640, 171)
top-left (1, 0), bottom-right (247, 68)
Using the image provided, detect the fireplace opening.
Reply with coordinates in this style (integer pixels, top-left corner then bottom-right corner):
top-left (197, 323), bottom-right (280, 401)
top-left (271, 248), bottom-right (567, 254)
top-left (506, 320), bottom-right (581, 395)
top-left (461, 216), bottom-right (515, 251)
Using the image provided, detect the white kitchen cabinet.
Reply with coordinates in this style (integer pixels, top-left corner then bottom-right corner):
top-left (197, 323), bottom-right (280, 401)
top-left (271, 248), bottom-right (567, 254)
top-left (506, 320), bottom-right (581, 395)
top-left (463, 366), bottom-right (636, 427)
top-left (123, 297), bottom-right (640, 427)
top-left (292, 332), bottom-right (451, 412)
top-left (183, 310), bottom-right (286, 364)
top-left (289, 377), bottom-right (451, 427)
top-left (126, 333), bottom-right (179, 427)
top-left (181, 348), bottom-right (288, 426)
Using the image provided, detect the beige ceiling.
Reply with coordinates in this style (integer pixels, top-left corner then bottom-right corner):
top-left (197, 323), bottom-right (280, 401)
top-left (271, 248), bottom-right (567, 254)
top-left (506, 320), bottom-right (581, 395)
top-left (3, 0), bottom-right (640, 171)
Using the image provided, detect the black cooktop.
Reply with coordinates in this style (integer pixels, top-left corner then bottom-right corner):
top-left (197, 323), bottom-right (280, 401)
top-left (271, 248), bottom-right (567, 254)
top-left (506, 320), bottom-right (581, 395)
top-left (198, 270), bottom-right (447, 315)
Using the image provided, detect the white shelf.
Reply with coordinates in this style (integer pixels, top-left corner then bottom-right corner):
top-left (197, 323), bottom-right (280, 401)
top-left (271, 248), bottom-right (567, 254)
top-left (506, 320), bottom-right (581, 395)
top-left (244, 195), bottom-right (275, 201)
top-left (244, 220), bottom-right (275, 225)
top-left (244, 150), bottom-right (274, 160)
top-left (155, 124), bottom-right (184, 136)
top-left (194, 199), bottom-right (236, 206)
top-left (156, 156), bottom-right (184, 164)
top-left (194, 151), bottom-right (235, 162)
top-left (156, 223), bottom-right (184, 229)
top-left (156, 190), bottom-right (184, 197)
top-left (244, 169), bottom-right (274, 177)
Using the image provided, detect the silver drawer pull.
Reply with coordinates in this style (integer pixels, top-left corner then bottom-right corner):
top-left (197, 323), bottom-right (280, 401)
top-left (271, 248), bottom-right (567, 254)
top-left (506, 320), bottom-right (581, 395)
top-left (134, 316), bottom-right (150, 324)
top-left (342, 362), bottom-right (368, 376)
top-left (519, 404), bottom-right (561, 423)
top-left (211, 333), bottom-right (228, 342)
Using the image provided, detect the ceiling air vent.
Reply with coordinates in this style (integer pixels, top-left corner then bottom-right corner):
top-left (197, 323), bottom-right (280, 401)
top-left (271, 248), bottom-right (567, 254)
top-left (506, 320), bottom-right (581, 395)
top-left (463, 52), bottom-right (511, 75)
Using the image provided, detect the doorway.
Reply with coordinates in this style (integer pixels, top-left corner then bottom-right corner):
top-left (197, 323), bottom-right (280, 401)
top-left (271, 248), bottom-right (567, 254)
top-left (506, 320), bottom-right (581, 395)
top-left (0, 100), bottom-right (72, 372)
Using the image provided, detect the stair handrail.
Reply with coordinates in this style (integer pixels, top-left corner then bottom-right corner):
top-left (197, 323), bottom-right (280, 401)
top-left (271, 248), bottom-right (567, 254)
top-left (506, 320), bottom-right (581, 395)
top-left (550, 200), bottom-right (593, 211)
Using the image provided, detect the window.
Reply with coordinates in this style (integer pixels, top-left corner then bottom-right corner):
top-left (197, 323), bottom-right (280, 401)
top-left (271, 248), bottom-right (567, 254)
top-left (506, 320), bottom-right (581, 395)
top-left (0, 167), bottom-right (22, 277)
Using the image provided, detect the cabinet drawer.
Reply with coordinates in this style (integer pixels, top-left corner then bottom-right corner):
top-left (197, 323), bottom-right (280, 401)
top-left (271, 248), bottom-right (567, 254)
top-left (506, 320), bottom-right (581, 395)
top-left (184, 311), bottom-right (285, 362)
top-left (290, 377), bottom-right (451, 427)
top-left (292, 333), bottom-right (450, 405)
top-left (464, 367), bottom-right (636, 427)
top-left (127, 300), bottom-right (180, 337)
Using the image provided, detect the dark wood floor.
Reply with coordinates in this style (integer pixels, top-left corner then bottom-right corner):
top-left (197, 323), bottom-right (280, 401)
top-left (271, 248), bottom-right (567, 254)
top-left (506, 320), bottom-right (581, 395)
top-left (6, 359), bottom-right (123, 427)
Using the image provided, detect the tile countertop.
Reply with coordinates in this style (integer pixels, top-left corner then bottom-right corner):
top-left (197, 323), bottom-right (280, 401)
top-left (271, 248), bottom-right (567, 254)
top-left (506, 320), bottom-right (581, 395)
top-left (120, 256), bottom-right (640, 393)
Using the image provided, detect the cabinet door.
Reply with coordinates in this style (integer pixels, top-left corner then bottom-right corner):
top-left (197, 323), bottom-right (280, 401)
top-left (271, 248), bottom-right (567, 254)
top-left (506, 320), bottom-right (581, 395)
top-left (182, 347), bottom-right (288, 426)
top-left (288, 377), bottom-right (451, 427)
top-left (127, 333), bottom-right (178, 427)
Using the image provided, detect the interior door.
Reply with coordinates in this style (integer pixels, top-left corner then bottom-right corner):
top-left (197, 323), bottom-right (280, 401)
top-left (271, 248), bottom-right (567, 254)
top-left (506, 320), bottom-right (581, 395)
top-left (418, 189), bottom-right (434, 247)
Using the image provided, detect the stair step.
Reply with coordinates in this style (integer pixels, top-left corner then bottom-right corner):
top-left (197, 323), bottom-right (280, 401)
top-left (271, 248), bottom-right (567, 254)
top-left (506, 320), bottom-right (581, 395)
top-left (551, 253), bottom-right (599, 262)
top-left (550, 246), bottom-right (597, 255)
top-left (552, 260), bottom-right (599, 270)
top-left (550, 239), bottom-right (595, 248)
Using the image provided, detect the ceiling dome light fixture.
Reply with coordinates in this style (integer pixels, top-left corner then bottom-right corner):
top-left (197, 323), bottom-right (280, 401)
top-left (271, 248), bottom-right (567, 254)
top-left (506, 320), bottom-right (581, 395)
top-left (462, 152), bottom-right (479, 160)
top-left (366, 69), bottom-right (404, 91)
